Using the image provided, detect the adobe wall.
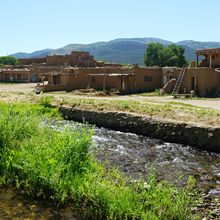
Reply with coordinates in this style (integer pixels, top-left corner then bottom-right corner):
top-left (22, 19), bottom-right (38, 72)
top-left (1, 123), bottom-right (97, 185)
top-left (172, 68), bottom-right (220, 96)
top-left (65, 68), bottom-right (101, 90)
top-left (1, 70), bottom-right (31, 82)
top-left (133, 67), bottom-right (162, 91)
top-left (31, 66), bottom-right (64, 81)
top-left (18, 58), bottom-right (46, 65)
top-left (56, 67), bottom-right (162, 92)
top-left (43, 84), bottom-right (66, 92)
top-left (46, 56), bottom-right (67, 66)
top-left (65, 68), bottom-right (133, 91)
top-left (46, 52), bottom-right (96, 67)
top-left (43, 66), bottom-right (220, 96)
top-left (212, 55), bottom-right (220, 67)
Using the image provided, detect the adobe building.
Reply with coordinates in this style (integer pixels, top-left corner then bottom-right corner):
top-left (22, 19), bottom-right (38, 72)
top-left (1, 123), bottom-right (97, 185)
top-left (196, 48), bottom-right (220, 68)
top-left (3, 48), bottom-right (220, 97)
top-left (0, 68), bottom-right (32, 82)
top-left (162, 67), bottom-right (220, 96)
top-left (18, 57), bottom-right (46, 66)
top-left (44, 66), bottom-right (162, 93)
top-left (44, 67), bottom-right (134, 92)
top-left (18, 51), bottom-right (96, 68)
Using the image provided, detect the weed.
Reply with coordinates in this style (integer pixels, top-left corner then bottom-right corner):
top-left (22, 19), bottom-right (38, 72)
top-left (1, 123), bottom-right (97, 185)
top-left (39, 96), bottom-right (53, 108)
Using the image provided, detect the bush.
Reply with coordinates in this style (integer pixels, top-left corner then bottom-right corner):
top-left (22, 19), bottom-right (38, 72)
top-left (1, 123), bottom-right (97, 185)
top-left (39, 96), bottom-right (53, 108)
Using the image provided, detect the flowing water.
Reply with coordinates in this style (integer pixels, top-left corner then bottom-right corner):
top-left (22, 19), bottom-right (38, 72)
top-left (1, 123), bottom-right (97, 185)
top-left (1, 120), bottom-right (220, 218)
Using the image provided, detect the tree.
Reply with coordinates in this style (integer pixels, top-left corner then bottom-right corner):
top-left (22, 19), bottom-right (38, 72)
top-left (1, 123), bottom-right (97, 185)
top-left (0, 56), bottom-right (18, 66)
top-left (165, 44), bottom-right (187, 67)
top-left (144, 43), bottom-right (165, 67)
top-left (144, 43), bottom-right (187, 67)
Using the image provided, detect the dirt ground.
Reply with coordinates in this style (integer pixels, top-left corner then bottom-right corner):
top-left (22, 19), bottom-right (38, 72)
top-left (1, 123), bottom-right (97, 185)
top-left (0, 82), bottom-right (220, 111)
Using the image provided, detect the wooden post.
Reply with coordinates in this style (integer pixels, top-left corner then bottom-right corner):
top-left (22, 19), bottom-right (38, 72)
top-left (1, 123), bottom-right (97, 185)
top-left (196, 55), bottom-right (199, 68)
top-left (103, 74), bottom-right (106, 91)
top-left (87, 75), bottom-right (91, 89)
top-left (132, 76), bottom-right (135, 91)
top-left (65, 72), bottom-right (68, 91)
top-left (121, 76), bottom-right (123, 92)
top-left (51, 74), bottom-right (54, 85)
top-left (209, 53), bottom-right (212, 68)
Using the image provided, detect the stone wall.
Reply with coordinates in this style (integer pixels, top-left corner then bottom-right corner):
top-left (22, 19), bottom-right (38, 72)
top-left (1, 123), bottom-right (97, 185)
top-left (60, 107), bottom-right (220, 152)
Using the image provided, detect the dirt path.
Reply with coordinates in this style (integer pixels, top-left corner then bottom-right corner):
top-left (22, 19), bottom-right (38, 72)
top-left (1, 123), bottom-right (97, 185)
top-left (0, 83), bottom-right (36, 92)
top-left (50, 93), bottom-right (220, 111)
top-left (0, 83), bottom-right (220, 111)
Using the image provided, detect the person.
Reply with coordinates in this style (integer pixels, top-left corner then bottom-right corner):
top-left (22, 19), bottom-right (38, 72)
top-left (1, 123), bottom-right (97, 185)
top-left (35, 82), bottom-right (41, 95)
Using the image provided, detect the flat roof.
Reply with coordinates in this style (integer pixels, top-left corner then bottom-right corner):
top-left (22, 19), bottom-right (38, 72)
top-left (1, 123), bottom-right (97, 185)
top-left (88, 73), bottom-right (135, 77)
top-left (2, 69), bottom-right (30, 72)
top-left (196, 48), bottom-right (220, 55)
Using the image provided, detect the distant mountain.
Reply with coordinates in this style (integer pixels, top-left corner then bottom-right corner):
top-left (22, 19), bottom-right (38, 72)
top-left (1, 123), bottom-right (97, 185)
top-left (10, 38), bottom-right (220, 65)
top-left (177, 40), bottom-right (220, 50)
top-left (12, 49), bottom-right (54, 59)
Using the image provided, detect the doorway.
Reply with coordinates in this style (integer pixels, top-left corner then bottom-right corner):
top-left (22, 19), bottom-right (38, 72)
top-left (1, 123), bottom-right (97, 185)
top-left (191, 76), bottom-right (197, 91)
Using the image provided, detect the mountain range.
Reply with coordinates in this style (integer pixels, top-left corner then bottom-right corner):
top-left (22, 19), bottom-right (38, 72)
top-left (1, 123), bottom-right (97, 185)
top-left (11, 38), bottom-right (220, 66)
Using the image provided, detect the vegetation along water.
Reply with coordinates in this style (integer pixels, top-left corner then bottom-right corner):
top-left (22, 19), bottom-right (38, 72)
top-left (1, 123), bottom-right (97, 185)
top-left (0, 101), bottom-right (200, 219)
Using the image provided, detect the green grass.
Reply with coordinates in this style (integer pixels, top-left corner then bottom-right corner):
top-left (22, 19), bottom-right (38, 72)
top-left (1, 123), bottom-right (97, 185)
top-left (0, 103), bottom-right (199, 219)
top-left (57, 97), bottom-right (220, 126)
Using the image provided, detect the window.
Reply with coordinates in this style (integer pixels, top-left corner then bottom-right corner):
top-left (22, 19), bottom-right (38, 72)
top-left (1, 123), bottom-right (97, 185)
top-left (144, 76), bottom-right (153, 82)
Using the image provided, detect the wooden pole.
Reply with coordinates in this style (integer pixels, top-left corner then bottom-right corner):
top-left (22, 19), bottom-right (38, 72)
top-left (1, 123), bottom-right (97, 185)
top-left (88, 75), bottom-right (91, 89)
top-left (103, 74), bottom-right (106, 91)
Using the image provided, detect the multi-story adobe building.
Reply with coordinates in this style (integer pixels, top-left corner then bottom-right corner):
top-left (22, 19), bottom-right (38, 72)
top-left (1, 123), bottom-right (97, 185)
top-left (2, 48), bottom-right (220, 97)
top-left (43, 48), bottom-right (220, 97)
top-left (18, 51), bottom-right (96, 67)
top-left (196, 48), bottom-right (220, 68)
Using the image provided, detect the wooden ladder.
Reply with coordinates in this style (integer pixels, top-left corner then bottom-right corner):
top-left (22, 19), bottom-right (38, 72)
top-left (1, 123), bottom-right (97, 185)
top-left (172, 66), bottom-right (186, 96)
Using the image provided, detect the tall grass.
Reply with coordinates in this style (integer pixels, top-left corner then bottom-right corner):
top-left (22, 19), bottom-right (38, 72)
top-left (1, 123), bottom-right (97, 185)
top-left (0, 103), bottom-right (198, 219)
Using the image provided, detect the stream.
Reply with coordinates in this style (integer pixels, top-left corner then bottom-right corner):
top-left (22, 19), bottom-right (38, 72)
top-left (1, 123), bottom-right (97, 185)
top-left (1, 120), bottom-right (220, 219)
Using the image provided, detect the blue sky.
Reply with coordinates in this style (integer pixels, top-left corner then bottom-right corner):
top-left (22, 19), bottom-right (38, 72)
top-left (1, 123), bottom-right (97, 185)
top-left (1, 0), bottom-right (219, 56)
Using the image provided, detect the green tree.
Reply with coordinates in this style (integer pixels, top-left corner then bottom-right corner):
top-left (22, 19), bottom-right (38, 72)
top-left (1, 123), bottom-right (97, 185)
top-left (144, 43), bottom-right (187, 67)
top-left (144, 43), bottom-right (165, 67)
top-left (165, 44), bottom-right (187, 67)
top-left (0, 56), bottom-right (17, 66)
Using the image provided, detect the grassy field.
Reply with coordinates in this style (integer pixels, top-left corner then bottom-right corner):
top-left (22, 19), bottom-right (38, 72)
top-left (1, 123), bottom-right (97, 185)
top-left (0, 102), bottom-right (199, 219)
top-left (54, 96), bottom-right (220, 127)
top-left (1, 89), bottom-right (220, 127)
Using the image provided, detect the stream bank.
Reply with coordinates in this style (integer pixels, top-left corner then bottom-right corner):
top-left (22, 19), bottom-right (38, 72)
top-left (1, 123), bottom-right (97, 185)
top-left (60, 107), bottom-right (220, 152)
